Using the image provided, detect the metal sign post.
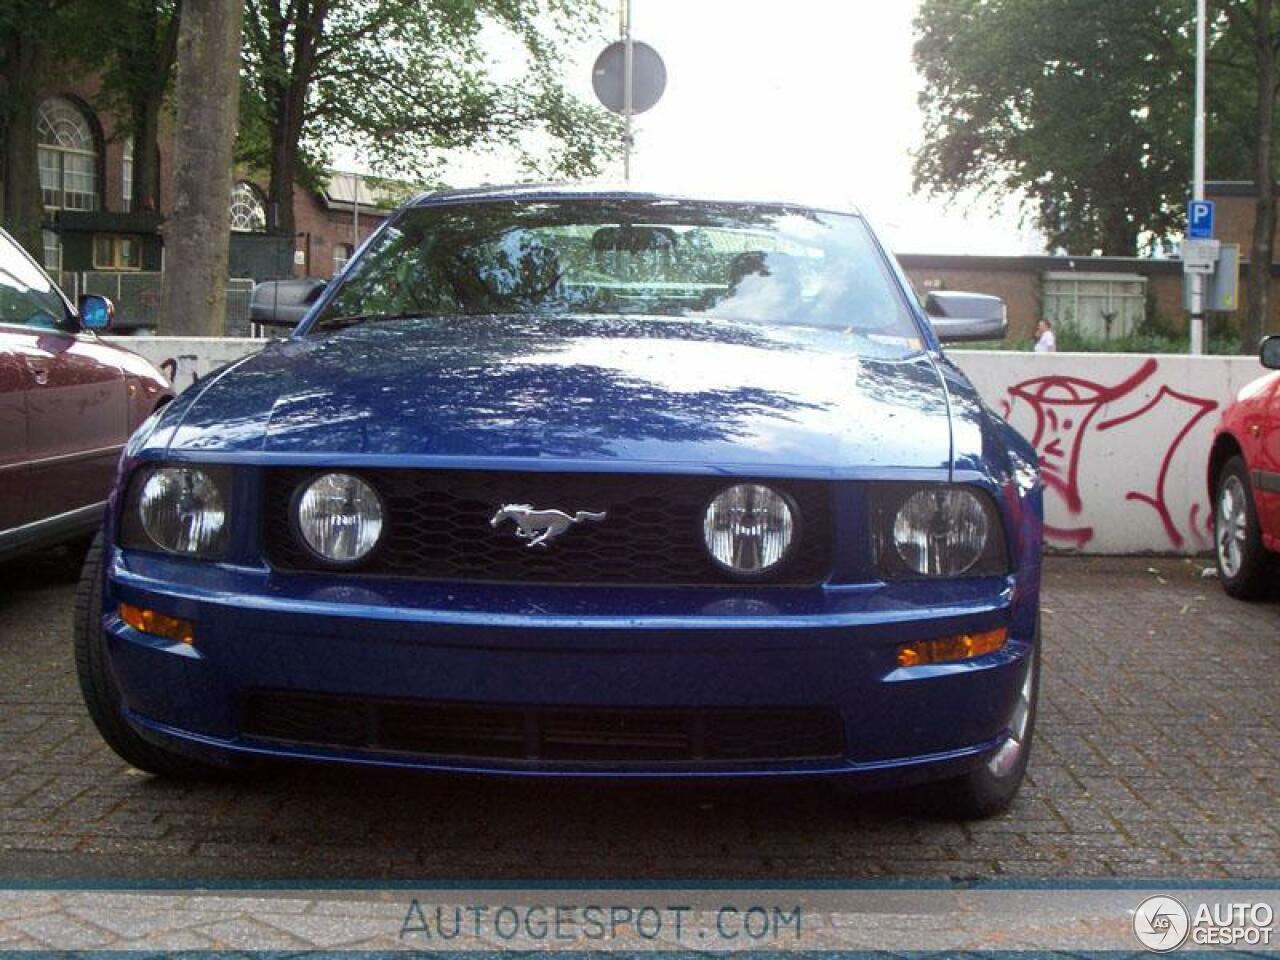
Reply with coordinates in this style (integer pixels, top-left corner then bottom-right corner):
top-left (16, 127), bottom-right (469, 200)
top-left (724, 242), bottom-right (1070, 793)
top-left (623, 0), bottom-right (633, 181)
top-left (624, 0), bottom-right (634, 180)
top-left (592, 2), bottom-right (665, 182)
top-left (1189, 0), bottom-right (1207, 355)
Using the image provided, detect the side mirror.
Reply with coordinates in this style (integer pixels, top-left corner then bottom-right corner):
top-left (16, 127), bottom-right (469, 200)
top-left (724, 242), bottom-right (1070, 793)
top-left (924, 291), bottom-right (1008, 343)
top-left (1262, 335), bottom-right (1280, 370)
top-left (249, 279), bottom-right (326, 328)
top-left (79, 294), bottom-right (114, 331)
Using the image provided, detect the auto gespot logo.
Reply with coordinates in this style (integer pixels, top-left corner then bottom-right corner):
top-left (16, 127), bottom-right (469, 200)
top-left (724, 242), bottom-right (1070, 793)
top-left (1133, 895), bottom-right (1274, 951)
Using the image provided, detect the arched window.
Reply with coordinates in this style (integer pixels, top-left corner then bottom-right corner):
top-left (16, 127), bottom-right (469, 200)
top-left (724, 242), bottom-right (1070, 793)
top-left (333, 242), bottom-right (354, 274)
top-left (121, 136), bottom-right (134, 212)
top-left (37, 97), bottom-right (98, 211)
top-left (42, 229), bottom-right (62, 274)
top-left (229, 181), bottom-right (266, 232)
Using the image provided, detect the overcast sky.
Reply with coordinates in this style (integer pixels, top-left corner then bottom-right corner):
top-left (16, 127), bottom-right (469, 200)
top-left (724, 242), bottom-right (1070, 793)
top-left (408, 1), bottom-right (1043, 255)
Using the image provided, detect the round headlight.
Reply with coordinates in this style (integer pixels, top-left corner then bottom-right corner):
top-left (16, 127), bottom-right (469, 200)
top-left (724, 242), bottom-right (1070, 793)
top-left (139, 467), bottom-right (227, 555)
top-left (295, 473), bottom-right (383, 564)
top-left (892, 487), bottom-right (990, 576)
top-left (703, 483), bottom-right (796, 576)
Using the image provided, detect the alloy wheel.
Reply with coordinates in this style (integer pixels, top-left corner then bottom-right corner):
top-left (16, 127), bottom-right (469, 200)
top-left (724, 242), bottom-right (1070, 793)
top-left (1217, 474), bottom-right (1248, 579)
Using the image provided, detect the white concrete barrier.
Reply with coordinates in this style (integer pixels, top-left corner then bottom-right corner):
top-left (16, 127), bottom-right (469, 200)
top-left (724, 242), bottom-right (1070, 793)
top-left (107, 336), bottom-right (1271, 556)
top-left (106, 337), bottom-right (263, 392)
top-left (954, 351), bottom-right (1264, 555)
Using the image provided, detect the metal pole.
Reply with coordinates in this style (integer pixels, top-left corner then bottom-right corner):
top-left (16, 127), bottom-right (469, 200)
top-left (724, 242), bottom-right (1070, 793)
top-left (623, 0), bottom-right (633, 181)
top-left (1190, 0), bottom-right (1207, 354)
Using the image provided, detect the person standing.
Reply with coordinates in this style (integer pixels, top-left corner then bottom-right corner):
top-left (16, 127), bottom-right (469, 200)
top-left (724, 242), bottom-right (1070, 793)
top-left (1033, 318), bottom-right (1057, 353)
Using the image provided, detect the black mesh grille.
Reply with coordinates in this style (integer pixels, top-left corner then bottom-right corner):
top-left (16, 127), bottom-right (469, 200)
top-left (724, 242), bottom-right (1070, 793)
top-left (241, 690), bottom-right (845, 765)
top-left (262, 469), bottom-right (832, 585)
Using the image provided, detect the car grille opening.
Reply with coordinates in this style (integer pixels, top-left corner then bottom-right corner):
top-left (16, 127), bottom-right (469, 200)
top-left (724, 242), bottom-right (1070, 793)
top-left (240, 691), bottom-right (845, 765)
top-left (262, 468), bottom-right (832, 586)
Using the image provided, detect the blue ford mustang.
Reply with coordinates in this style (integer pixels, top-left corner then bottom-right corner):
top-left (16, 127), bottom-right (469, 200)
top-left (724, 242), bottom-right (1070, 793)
top-left (75, 186), bottom-right (1042, 818)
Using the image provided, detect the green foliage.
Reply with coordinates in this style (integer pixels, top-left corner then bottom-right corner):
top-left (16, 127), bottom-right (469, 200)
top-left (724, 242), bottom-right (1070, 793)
top-left (93, 0), bottom-right (182, 212)
top-left (239, 0), bottom-right (622, 191)
top-left (0, 0), bottom-right (104, 104)
top-left (93, 0), bottom-right (179, 127)
top-left (1053, 321), bottom-right (1240, 354)
top-left (234, 77), bottom-right (327, 194)
top-left (0, 0), bottom-right (109, 257)
top-left (913, 0), bottom-right (1262, 255)
top-left (966, 323), bottom-right (1243, 354)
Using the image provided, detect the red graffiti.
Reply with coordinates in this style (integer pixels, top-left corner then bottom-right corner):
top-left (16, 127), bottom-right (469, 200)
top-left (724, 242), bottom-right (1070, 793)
top-left (1095, 384), bottom-right (1219, 547)
top-left (1002, 358), bottom-right (1218, 549)
top-left (159, 355), bottom-right (201, 389)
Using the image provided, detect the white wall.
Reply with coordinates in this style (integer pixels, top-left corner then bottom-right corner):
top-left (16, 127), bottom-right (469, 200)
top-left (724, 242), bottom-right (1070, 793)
top-left (108, 337), bottom-right (1271, 555)
top-left (953, 351), bottom-right (1265, 555)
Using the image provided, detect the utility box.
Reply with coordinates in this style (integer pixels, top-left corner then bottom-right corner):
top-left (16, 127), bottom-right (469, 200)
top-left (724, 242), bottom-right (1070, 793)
top-left (1183, 242), bottom-right (1240, 312)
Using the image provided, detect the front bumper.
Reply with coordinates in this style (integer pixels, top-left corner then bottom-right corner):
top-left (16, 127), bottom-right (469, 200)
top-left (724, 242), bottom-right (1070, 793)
top-left (102, 548), bottom-right (1039, 786)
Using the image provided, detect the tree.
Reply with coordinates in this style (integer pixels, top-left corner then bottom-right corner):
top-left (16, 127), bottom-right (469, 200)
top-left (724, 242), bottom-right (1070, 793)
top-left (914, 0), bottom-right (1202, 256)
top-left (915, 0), bottom-right (1280, 341)
top-left (160, 0), bottom-right (242, 335)
top-left (1216, 0), bottom-right (1280, 346)
top-left (0, 0), bottom-right (101, 259)
top-left (238, 0), bottom-right (621, 239)
top-left (97, 0), bottom-right (182, 212)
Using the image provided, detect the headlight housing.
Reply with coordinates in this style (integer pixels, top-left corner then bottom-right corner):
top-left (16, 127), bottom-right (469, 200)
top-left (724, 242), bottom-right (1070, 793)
top-left (122, 465), bottom-right (231, 557)
top-left (702, 483), bottom-right (797, 576)
top-left (871, 484), bottom-right (1008, 578)
top-left (294, 472), bottom-right (384, 565)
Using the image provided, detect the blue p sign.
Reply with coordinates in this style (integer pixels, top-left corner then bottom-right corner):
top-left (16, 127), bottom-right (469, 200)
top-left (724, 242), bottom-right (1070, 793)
top-left (1188, 200), bottom-right (1215, 239)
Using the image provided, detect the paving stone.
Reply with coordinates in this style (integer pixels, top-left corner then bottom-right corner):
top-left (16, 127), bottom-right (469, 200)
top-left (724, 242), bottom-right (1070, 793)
top-left (0, 554), bottom-right (1276, 882)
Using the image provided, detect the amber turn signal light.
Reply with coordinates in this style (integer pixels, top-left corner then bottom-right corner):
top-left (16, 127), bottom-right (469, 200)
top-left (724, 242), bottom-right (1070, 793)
top-left (119, 603), bottom-right (195, 645)
top-left (897, 627), bottom-right (1008, 668)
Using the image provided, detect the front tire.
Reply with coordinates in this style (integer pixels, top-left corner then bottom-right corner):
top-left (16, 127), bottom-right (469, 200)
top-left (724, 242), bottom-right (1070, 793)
top-left (73, 533), bottom-right (223, 779)
top-left (1215, 455), bottom-right (1273, 600)
top-left (908, 641), bottom-right (1039, 820)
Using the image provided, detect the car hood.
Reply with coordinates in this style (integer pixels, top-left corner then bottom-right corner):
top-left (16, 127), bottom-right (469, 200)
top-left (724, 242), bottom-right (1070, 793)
top-left (163, 316), bottom-right (953, 471)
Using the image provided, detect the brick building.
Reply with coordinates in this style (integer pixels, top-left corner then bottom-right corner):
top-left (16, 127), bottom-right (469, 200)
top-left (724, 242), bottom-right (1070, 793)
top-left (17, 75), bottom-right (1280, 342)
top-left (8, 79), bottom-right (397, 330)
top-left (900, 182), bottom-right (1280, 345)
top-left (899, 253), bottom-right (1188, 344)
top-left (1202, 182), bottom-right (1269, 250)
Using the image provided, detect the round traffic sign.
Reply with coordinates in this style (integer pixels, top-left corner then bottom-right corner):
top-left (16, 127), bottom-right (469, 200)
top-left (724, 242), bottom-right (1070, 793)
top-left (592, 41), bottom-right (667, 115)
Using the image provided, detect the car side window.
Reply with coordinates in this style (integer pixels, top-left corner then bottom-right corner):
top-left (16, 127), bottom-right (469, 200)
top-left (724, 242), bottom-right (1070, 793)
top-left (0, 234), bottom-right (70, 331)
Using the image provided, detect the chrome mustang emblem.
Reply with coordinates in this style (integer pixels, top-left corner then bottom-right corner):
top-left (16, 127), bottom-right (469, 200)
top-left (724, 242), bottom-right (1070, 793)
top-left (490, 504), bottom-right (608, 548)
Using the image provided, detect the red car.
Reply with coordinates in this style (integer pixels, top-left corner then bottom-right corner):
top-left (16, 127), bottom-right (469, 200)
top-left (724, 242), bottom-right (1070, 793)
top-left (0, 229), bottom-right (170, 563)
top-left (1209, 335), bottom-right (1280, 597)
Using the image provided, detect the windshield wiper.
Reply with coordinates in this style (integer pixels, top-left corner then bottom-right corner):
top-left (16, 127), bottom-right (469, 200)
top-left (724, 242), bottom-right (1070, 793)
top-left (320, 311), bottom-right (442, 330)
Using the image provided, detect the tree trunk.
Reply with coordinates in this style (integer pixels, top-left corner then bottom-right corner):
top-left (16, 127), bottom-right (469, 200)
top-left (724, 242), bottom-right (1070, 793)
top-left (132, 3), bottom-right (181, 212)
top-left (1246, 0), bottom-right (1277, 349)
top-left (264, 0), bottom-right (328, 245)
top-left (267, 113), bottom-right (297, 238)
top-left (1, 29), bottom-right (46, 263)
top-left (131, 94), bottom-right (164, 211)
top-left (1101, 207), bottom-right (1139, 257)
top-left (160, 0), bottom-right (244, 335)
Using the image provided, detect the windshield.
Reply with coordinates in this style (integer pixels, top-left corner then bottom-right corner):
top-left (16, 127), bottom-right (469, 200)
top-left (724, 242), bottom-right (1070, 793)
top-left (311, 198), bottom-right (922, 354)
top-left (0, 231), bottom-right (70, 331)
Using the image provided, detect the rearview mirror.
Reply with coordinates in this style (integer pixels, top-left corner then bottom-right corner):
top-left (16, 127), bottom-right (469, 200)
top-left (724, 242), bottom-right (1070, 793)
top-left (78, 294), bottom-right (113, 331)
top-left (592, 225), bottom-right (677, 253)
top-left (1261, 335), bottom-right (1280, 370)
top-left (249, 279), bottom-right (326, 328)
top-left (923, 291), bottom-right (1008, 343)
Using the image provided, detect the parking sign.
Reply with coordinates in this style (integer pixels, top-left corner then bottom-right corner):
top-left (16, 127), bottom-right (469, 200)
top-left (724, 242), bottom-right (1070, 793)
top-left (1188, 200), bottom-right (1215, 239)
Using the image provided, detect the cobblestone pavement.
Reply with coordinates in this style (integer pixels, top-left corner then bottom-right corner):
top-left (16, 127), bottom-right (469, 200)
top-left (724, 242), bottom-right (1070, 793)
top-left (0, 552), bottom-right (1276, 883)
